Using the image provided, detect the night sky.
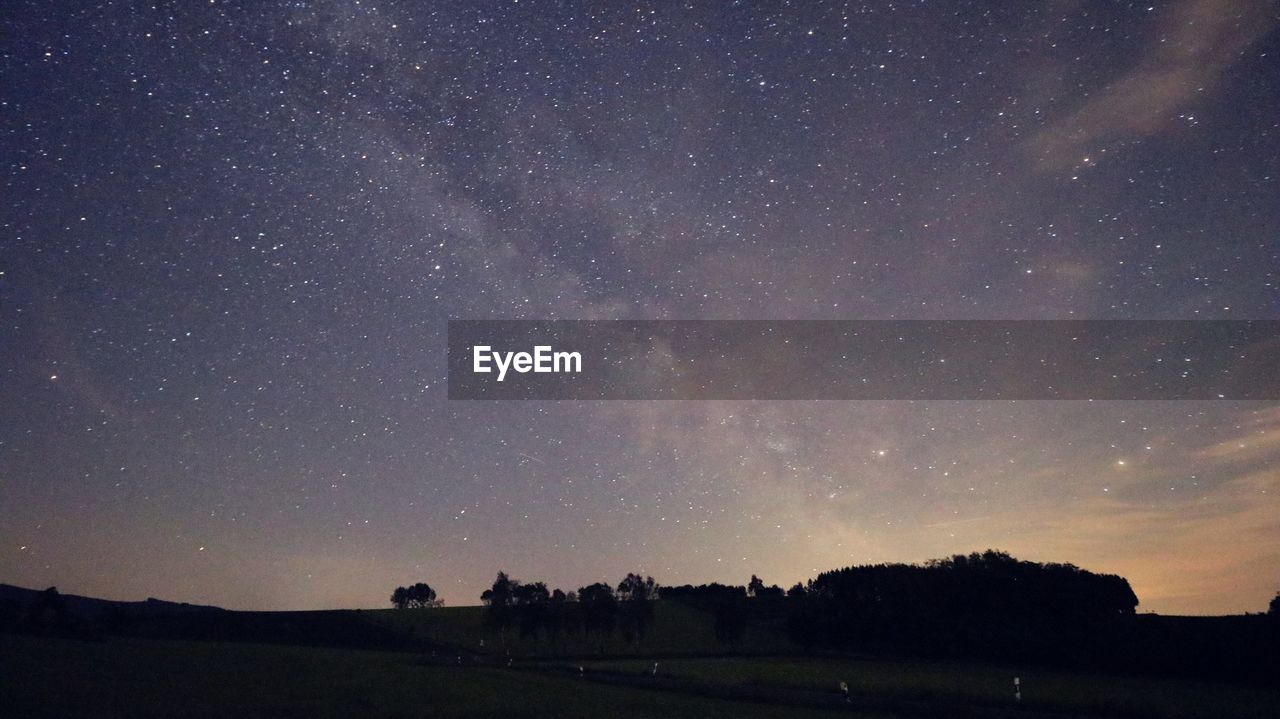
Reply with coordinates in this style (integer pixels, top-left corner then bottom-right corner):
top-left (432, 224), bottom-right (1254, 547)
top-left (2, 1), bottom-right (1278, 615)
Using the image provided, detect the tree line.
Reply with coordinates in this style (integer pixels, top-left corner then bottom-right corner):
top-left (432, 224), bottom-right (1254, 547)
top-left (477, 571), bottom-right (659, 651)
top-left (387, 550), bottom-right (1279, 661)
top-left (782, 550), bottom-right (1141, 661)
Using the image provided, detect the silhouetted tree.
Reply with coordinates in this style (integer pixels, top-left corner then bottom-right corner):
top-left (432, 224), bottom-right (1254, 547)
top-left (485, 571), bottom-right (517, 606)
top-left (483, 571), bottom-right (519, 646)
top-left (513, 581), bottom-right (550, 647)
top-left (785, 589), bottom-right (822, 653)
top-left (411, 583), bottom-right (441, 608)
top-left (755, 584), bottom-right (784, 599)
top-left (747, 574), bottom-right (765, 597)
top-left (713, 596), bottom-right (747, 651)
top-left (1269, 592), bottom-right (1280, 616)
top-left (391, 582), bottom-right (441, 609)
top-left (577, 582), bottom-right (618, 652)
top-left (616, 573), bottom-right (658, 646)
top-left (560, 590), bottom-right (583, 644)
top-left (545, 588), bottom-right (571, 649)
top-left (28, 586), bottom-right (72, 633)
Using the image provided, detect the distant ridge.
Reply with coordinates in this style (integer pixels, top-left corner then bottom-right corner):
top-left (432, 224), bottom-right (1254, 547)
top-left (0, 582), bottom-right (224, 618)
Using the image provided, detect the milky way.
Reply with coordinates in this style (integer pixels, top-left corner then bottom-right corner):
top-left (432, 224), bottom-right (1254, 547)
top-left (2, 1), bottom-right (1278, 614)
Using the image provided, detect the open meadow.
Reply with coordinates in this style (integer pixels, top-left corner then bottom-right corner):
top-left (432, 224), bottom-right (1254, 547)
top-left (3, 599), bottom-right (1276, 719)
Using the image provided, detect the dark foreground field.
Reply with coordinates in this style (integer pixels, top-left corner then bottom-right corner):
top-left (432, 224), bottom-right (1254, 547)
top-left (3, 631), bottom-right (1277, 719)
top-left (0, 634), bottom-right (874, 719)
top-left (4, 584), bottom-right (1278, 718)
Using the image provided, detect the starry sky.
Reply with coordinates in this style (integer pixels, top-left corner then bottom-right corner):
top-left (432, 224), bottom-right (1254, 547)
top-left (2, 0), bottom-right (1278, 615)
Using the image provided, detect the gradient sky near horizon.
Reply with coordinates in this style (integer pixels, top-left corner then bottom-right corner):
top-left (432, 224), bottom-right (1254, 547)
top-left (2, 0), bottom-right (1278, 615)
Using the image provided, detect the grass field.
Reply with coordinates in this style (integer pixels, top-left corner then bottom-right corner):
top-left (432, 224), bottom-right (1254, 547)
top-left (5, 632), bottom-right (1277, 718)
top-left (5, 600), bottom-right (1277, 718)
top-left (584, 656), bottom-right (1280, 719)
top-left (0, 634), bottom-right (866, 719)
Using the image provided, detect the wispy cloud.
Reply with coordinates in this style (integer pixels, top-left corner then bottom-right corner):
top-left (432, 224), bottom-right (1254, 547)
top-left (1028, 0), bottom-right (1276, 171)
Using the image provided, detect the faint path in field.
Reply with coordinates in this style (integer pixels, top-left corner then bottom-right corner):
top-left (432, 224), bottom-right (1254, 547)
top-left (503, 663), bottom-right (1127, 719)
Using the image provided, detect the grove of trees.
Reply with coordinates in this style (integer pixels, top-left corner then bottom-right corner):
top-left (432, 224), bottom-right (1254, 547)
top-left (384, 551), bottom-right (1165, 662)
top-left (390, 582), bottom-right (442, 609)
top-left (473, 572), bottom-right (659, 652)
top-left (384, 551), bottom-right (1179, 664)
top-left (782, 550), bottom-right (1141, 663)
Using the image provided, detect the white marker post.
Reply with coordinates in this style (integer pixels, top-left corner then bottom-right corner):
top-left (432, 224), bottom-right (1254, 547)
top-left (1013, 676), bottom-right (1021, 702)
